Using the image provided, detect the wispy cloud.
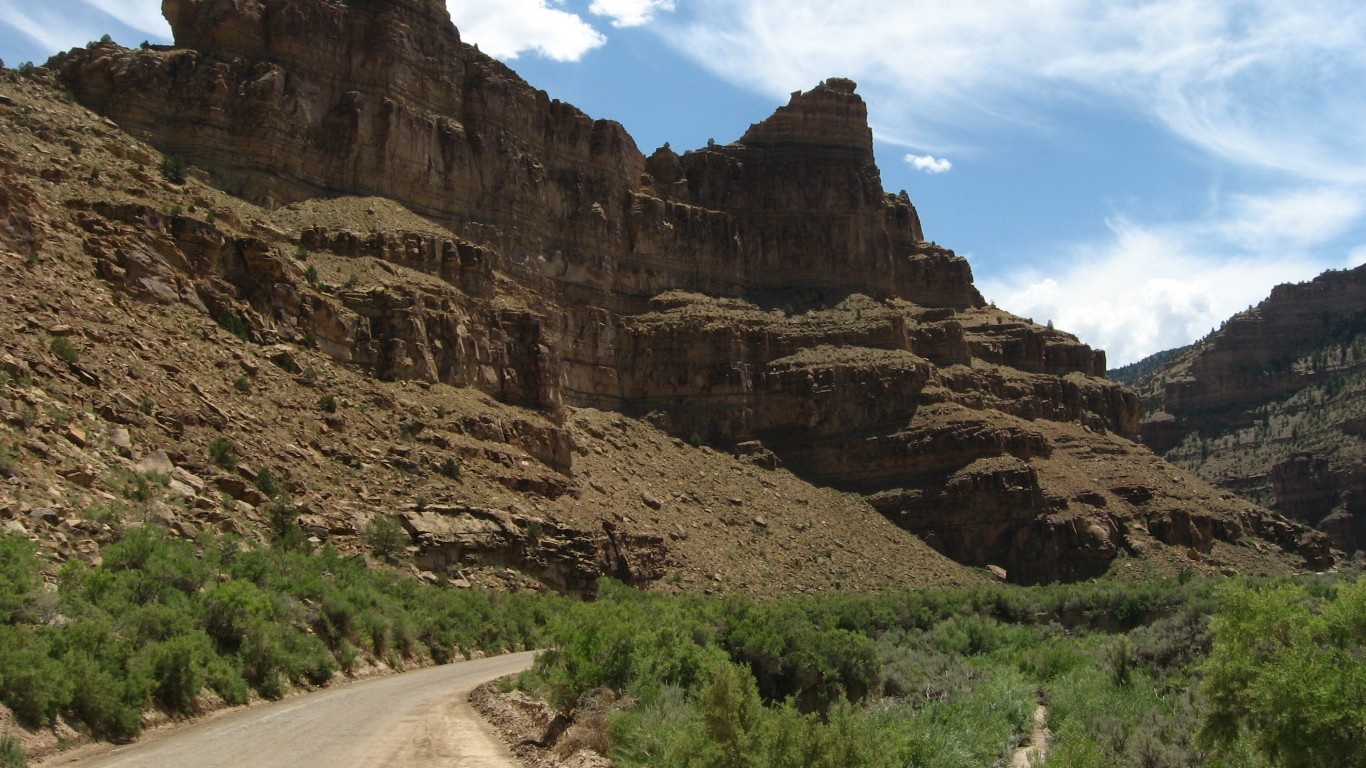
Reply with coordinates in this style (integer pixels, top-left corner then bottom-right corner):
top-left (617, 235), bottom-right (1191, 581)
top-left (448, 0), bottom-right (605, 61)
top-left (649, 1), bottom-right (1366, 364)
top-left (589, 0), bottom-right (676, 28)
top-left (79, 0), bottom-right (168, 38)
top-left (655, 0), bottom-right (1366, 182)
top-left (980, 187), bottom-right (1361, 366)
top-left (0, 0), bottom-right (168, 55)
top-left (905, 154), bottom-right (951, 174)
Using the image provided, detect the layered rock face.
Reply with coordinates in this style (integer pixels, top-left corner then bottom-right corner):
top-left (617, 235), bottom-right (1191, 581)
top-left (1138, 265), bottom-right (1366, 556)
top-left (45, 0), bottom-right (1329, 582)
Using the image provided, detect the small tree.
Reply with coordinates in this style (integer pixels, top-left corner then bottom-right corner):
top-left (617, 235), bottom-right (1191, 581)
top-left (363, 515), bottom-right (409, 562)
top-left (160, 154), bottom-right (187, 184)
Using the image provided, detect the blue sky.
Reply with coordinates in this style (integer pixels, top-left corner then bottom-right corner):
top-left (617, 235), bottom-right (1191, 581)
top-left (4, 1), bottom-right (1366, 365)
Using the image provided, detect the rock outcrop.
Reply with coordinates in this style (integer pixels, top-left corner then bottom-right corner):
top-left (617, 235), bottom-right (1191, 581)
top-left (22, 0), bottom-right (1330, 583)
top-left (1137, 264), bottom-right (1366, 557)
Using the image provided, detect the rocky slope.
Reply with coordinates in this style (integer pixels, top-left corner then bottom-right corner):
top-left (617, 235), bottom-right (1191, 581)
top-left (0, 0), bottom-right (1331, 589)
top-left (1138, 265), bottom-right (1366, 558)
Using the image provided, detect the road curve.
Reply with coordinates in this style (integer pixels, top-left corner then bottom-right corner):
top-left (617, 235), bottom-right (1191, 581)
top-left (37, 651), bottom-right (537, 768)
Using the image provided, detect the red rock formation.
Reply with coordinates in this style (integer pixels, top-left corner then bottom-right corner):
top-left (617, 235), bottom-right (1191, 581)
top-left (44, 0), bottom-right (1327, 581)
top-left (1139, 264), bottom-right (1366, 556)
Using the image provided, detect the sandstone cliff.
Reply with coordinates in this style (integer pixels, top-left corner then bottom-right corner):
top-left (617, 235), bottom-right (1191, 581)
top-left (0, 0), bottom-right (1328, 585)
top-left (1138, 264), bottom-right (1366, 558)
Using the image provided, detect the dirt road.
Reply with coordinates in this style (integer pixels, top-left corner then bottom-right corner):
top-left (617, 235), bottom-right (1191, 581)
top-left (37, 651), bottom-right (537, 768)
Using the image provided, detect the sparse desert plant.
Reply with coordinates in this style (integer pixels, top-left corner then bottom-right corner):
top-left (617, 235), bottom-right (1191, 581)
top-left (439, 457), bottom-right (461, 479)
top-left (48, 336), bottom-right (78, 364)
top-left (255, 467), bottom-right (280, 498)
top-left (159, 154), bottom-right (187, 184)
top-left (0, 443), bottom-right (17, 479)
top-left (208, 437), bottom-right (238, 470)
top-left (363, 515), bottom-right (409, 562)
top-left (318, 394), bottom-right (337, 413)
top-left (216, 310), bottom-right (249, 341)
top-left (0, 731), bottom-right (26, 768)
top-left (233, 376), bottom-right (251, 394)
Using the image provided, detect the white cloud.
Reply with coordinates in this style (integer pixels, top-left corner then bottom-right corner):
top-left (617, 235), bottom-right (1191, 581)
top-left (0, 0), bottom-right (169, 55)
top-left (653, 1), bottom-right (1366, 181)
top-left (905, 153), bottom-right (952, 174)
top-left (1345, 245), bottom-right (1366, 270)
top-left (979, 199), bottom-right (1348, 367)
top-left (1211, 188), bottom-right (1362, 251)
top-left (79, 0), bottom-right (169, 38)
top-left (448, 0), bottom-right (605, 61)
top-left (589, 0), bottom-right (676, 28)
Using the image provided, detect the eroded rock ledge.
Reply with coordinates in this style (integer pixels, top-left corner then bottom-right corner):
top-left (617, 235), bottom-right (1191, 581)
top-left (44, 0), bottom-right (1329, 581)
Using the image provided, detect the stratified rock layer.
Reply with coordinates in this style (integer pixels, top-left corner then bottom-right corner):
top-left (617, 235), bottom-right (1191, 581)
top-left (1138, 264), bottom-right (1366, 557)
top-left (40, 0), bottom-right (1329, 582)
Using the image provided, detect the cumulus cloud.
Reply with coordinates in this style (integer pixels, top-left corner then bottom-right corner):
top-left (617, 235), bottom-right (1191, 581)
top-left (653, 0), bottom-right (1366, 182)
top-left (589, 0), bottom-right (676, 28)
top-left (905, 154), bottom-right (951, 173)
top-left (979, 196), bottom-right (1351, 366)
top-left (448, 0), bottom-right (605, 61)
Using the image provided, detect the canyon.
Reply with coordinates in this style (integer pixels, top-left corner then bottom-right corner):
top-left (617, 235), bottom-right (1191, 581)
top-left (0, 0), bottom-right (1332, 595)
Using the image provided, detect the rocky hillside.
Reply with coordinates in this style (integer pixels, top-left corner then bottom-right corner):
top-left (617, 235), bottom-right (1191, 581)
top-left (0, 0), bottom-right (1330, 590)
top-left (1138, 264), bottom-right (1366, 559)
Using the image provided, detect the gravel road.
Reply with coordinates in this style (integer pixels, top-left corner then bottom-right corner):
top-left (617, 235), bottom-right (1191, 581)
top-left (36, 651), bottom-right (538, 768)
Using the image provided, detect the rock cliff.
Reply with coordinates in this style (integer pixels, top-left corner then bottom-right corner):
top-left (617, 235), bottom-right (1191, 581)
top-left (1137, 264), bottom-right (1366, 558)
top-left (4, 0), bottom-right (1329, 585)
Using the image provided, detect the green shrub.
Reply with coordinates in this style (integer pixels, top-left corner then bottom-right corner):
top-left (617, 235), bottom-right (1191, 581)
top-left (255, 468), bottom-right (280, 498)
top-left (48, 336), bottom-right (78, 364)
top-left (0, 444), bottom-right (15, 480)
top-left (61, 650), bottom-right (146, 740)
top-left (233, 376), bottom-right (251, 394)
top-left (318, 394), bottom-right (337, 413)
top-left (0, 731), bottom-right (26, 768)
top-left (139, 633), bottom-right (214, 714)
top-left (363, 515), bottom-right (409, 562)
top-left (0, 627), bottom-right (71, 727)
top-left (1200, 579), bottom-right (1366, 768)
top-left (0, 536), bottom-right (40, 622)
top-left (208, 437), bottom-right (237, 470)
top-left (160, 154), bottom-right (187, 184)
top-left (216, 310), bottom-right (249, 341)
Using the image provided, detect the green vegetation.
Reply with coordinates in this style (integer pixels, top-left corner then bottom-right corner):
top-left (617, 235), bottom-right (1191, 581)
top-left (207, 437), bottom-right (238, 471)
top-left (232, 376), bottom-right (251, 394)
top-left (318, 394), bottom-right (337, 413)
top-left (521, 577), bottom-right (1365, 768)
top-left (159, 154), bottom-right (187, 185)
top-left (255, 468), bottom-right (281, 498)
top-left (48, 336), bottom-right (78, 365)
top-left (0, 528), bottom-right (560, 742)
top-left (0, 443), bottom-right (17, 480)
top-left (0, 731), bottom-right (24, 768)
top-left (1200, 579), bottom-right (1366, 767)
top-left (2, 510), bottom-right (1358, 765)
top-left (216, 310), bottom-right (249, 341)
top-left (439, 457), bottom-right (462, 479)
top-left (1107, 343), bottom-right (1193, 388)
top-left (362, 515), bottom-right (409, 562)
